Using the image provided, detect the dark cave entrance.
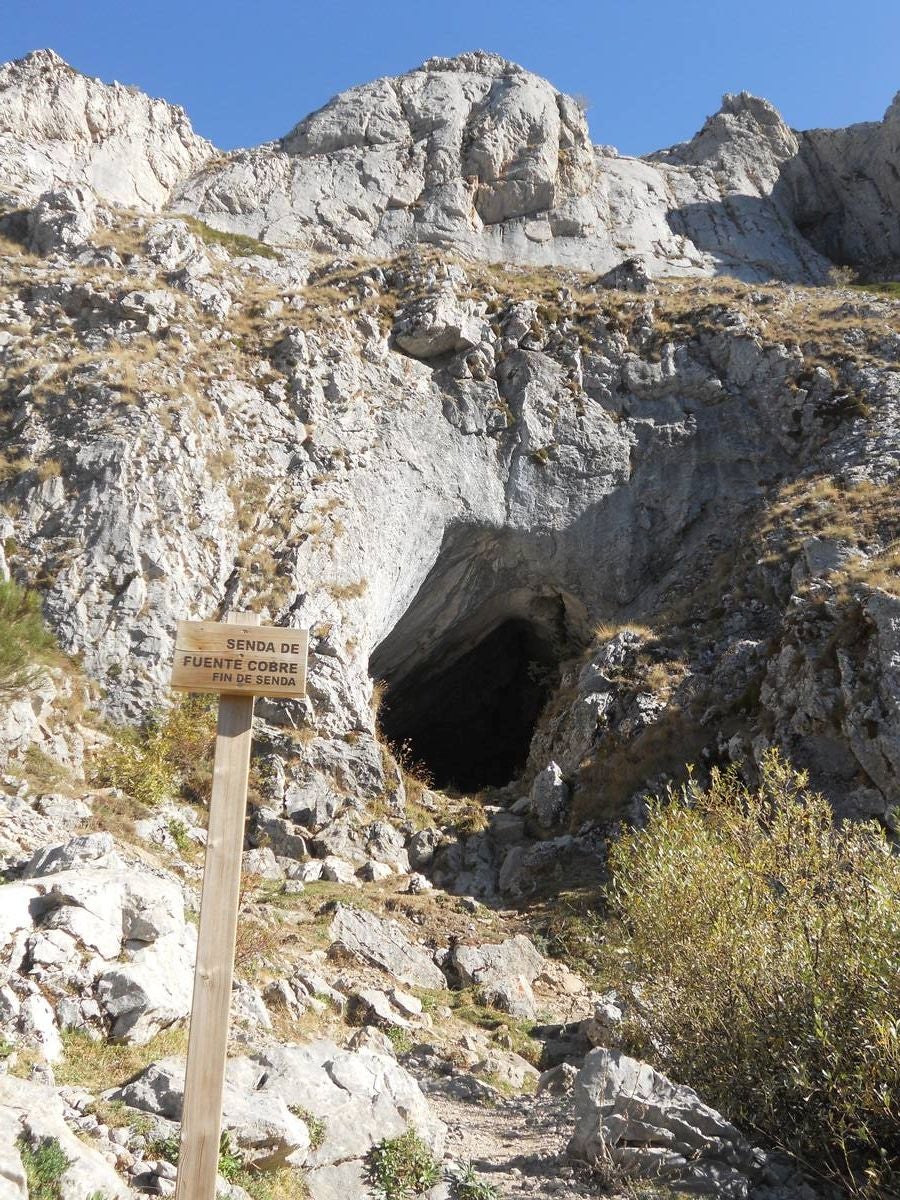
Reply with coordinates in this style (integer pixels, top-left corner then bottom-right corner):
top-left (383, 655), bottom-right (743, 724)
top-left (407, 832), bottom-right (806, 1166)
top-left (374, 616), bottom-right (560, 793)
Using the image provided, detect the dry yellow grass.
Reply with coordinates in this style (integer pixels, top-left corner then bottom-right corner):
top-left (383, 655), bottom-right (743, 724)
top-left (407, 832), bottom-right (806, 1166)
top-left (55, 1026), bottom-right (188, 1091)
top-left (593, 620), bottom-right (655, 643)
top-left (326, 579), bottom-right (368, 600)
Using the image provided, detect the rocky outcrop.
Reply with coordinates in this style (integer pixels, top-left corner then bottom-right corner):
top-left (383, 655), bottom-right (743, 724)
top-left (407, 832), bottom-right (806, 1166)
top-left (0, 49), bottom-right (212, 208)
top-left (0, 1074), bottom-right (132, 1198)
top-left (568, 1048), bottom-right (758, 1197)
top-left (115, 1041), bottom-right (446, 1200)
top-left (0, 841), bottom-right (196, 1049)
top-left (175, 53), bottom-right (839, 282)
top-left (449, 934), bottom-right (547, 1019)
top-left (3, 49), bottom-right (899, 281)
top-left (329, 904), bottom-right (446, 990)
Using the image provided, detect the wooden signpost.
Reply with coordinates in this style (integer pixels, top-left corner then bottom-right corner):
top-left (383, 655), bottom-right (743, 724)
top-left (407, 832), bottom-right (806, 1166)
top-left (170, 614), bottom-right (308, 1200)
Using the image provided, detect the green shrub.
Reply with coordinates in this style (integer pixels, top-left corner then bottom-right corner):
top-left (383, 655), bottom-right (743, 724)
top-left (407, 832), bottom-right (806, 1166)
top-left (0, 579), bottom-right (58, 694)
top-left (368, 1129), bottom-right (441, 1199)
top-left (600, 750), bottom-right (900, 1196)
top-left (384, 1024), bottom-right (413, 1055)
top-left (93, 694), bottom-right (217, 806)
top-left (17, 1136), bottom-right (69, 1199)
top-left (456, 1162), bottom-right (501, 1200)
top-left (218, 1131), bottom-right (244, 1181)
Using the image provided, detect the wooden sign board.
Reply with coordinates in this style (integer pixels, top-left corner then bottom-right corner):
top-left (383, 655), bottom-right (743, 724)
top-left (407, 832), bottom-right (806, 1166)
top-left (170, 619), bottom-right (308, 699)
top-left (172, 612), bottom-right (312, 1200)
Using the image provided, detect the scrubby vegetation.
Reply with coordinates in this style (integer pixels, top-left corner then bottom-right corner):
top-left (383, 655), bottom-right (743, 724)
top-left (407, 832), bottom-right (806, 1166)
top-left (92, 694), bottom-right (217, 806)
top-left (0, 579), bottom-right (60, 694)
top-left (16, 1136), bottom-right (70, 1199)
top-left (368, 1129), bottom-right (441, 1199)
top-left (56, 1026), bottom-right (189, 1091)
top-left (456, 1161), bottom-right (501, 1200)
top-left (181, 215), bottom-right (278, 260)
top-left (600, 751), bottom-right (900, 1196)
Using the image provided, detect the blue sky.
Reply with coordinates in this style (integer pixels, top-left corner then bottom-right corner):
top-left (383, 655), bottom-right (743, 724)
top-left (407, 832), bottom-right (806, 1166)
top-left (3, 1), bottom-right (898, 156)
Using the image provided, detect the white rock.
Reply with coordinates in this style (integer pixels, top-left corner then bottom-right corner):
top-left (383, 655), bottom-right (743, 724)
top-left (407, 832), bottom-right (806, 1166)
top-left (0, 48), bottom-right (212, 208)
top-left (568, 1048), bottom-right (756, 1197)
top-left (450, 934), bottom-right (547, 1019)
top-left (26, 185), bottom-right (97, 256)
top-left (529, 762), bottom-right (570, 829)
top-left (320, 856), bottom-right (357, 884)
top-left (18, 993), bottom-right (62, 1062)
top-left (0, 1074), bottom-right (131, 1197)
top-left (24, 832), bottom-right (121, 878)
top-left (329, 905), bottom-right (446, 990)
top-left (97, 927), bottom-right (196, 1043)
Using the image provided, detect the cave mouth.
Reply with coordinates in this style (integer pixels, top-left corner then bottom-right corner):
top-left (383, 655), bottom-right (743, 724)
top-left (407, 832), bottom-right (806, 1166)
top-left (373, 615), bottom-right (561, 794)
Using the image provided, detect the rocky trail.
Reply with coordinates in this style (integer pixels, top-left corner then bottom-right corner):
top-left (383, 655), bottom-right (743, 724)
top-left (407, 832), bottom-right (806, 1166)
top-left (428, 1091), bottom-right (591, 1199)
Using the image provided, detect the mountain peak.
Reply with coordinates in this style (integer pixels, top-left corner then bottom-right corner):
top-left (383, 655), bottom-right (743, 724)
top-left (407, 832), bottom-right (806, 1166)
top-left (0, 46), bottom-right (212, 208)
top-left (416, 50), bottom-right (531, 78)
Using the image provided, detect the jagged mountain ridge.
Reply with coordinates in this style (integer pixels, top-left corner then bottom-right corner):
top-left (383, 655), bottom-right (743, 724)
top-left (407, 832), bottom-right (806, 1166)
top-left (2, 47), bottom-right (899, 280)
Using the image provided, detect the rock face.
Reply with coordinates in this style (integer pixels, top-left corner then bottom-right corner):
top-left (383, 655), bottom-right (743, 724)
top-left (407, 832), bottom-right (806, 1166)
top-left (329, 904), bottom-right (446, 990)
top-left (115, 1041), bottom-right (446, 1199)
top-left (568, 1048), bottom-right (758, 1197)
top-left (2, 49), bottom-right (899, 281)
top-left (1, 217), bottom-right (898, 824)
top-left (173, 51), bottom-right (835, 282)
top-left (0, 49), bottom-right (212, 207)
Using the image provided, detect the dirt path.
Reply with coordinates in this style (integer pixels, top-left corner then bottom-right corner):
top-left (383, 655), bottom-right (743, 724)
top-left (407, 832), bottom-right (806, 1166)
top-left (428, 1089), bottom-right (603, 1199)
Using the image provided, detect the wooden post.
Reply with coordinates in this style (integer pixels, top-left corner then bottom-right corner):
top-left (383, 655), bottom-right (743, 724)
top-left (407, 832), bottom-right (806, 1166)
top-left (175, 611), bottom-right (258, 1200)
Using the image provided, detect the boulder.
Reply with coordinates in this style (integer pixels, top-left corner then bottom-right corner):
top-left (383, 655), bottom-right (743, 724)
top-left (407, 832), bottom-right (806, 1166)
top-left (116, 1041), bottom-right (445, 1196)
top-left (568, 1048), bottom-right (757, 1197)
top-left (320, 856), bottom-right (358, 884)
top-left (97, 927), bottom-right (196, 1043)
top-left (253, 1042), bottom-right (445, 1175)
top-left (23, 832), bottom-right (121, 878)
top-left (18, 993), bottom-right (62, 1062)
top-left (249, 809), bottom-right (308, 860)
top-left (581, 993), bottom-right (625, 1048)
top-left (408, 828), bottom-right (443, 870)
top-left (357, 859), bottom-right (394, 883)
top-left (449, 934), bottom-right (546, 1019)
top-left (241, 847), bottom-right (283, 880)
top-left (329, 905), bottom-right (446, 989)
top-left (111, 1056), bottom-right (310, 1169)
top-left (392, 293), bottom-right (488, 359)
top-left (26, 185), bottom-right (97, 256)
top-left (364, 821), bottom-right (410, 871)
top-left (596, 256), bottom-right (656, 293)
top-left (529, 762), bottom-right (570, 829)
top-left (40, 868), bottom-right (185, 955)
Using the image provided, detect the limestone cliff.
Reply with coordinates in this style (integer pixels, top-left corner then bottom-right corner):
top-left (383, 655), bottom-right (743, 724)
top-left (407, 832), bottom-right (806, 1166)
top-left (0, 46), bottom-right (898, 869)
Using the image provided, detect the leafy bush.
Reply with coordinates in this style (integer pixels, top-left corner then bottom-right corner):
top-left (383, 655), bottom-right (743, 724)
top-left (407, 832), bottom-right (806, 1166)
top-left (218, 1131), bottom-right (244, 1181)
top-left (17, 1136), bottom-right (70, 1199)
top-left (600, 751), bottom-right (900, 1195)
top-left (93, 694), bottom-right (217, 806)
top-left (0, 579), bottom-right (58, 694)
top-left (456, 1162), bottom-right (501, 1200)
top-left (368, 1129), bottom-right (441, 1199)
